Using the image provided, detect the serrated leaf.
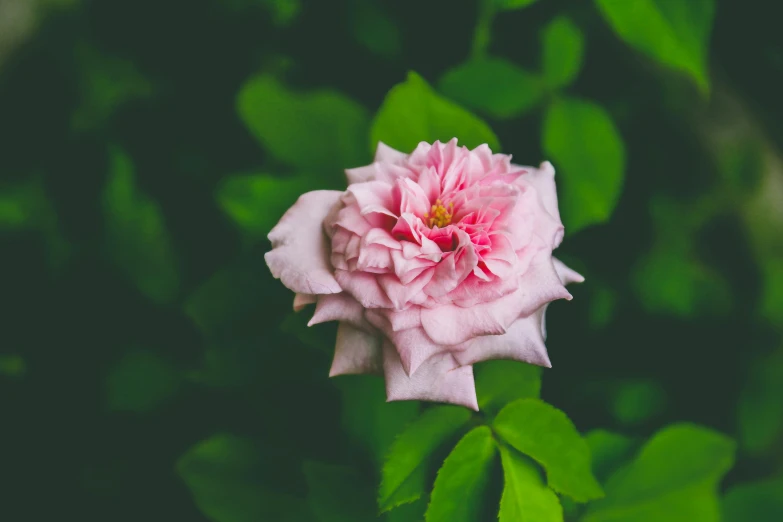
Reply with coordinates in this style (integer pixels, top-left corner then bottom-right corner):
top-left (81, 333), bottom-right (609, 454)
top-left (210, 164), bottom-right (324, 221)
top-left (498, 445), bottom-right (563, 522)
top-left (493, 398), bottom-right (603, 502)
top-left (371, 71), bottom-right (500, 154)
top-left (584, 430), bottom-right (636, 483)
top-left (336, 375), bottom-right (420, 466)
top-left (438, 58), bottom-right (544, 119)
top-left (543, 97), bottom-right (625, 233)
top-left (737, 350), bottom-right (783, 455)
top-left (237, 75), bottom-right (370, 173)
top-left (594, 0), bottom-right (715, 94)
top-left (426, 427), bottom-right (496, 522)
top-left (722, 479), bottom-right (783, 522)
top-left (379, 405), bottom-right (473, 512)
top-left (177, 434), bottom-right (314, 522)
top-left (106, 350), bottom-right (181, 413)
top-left (542, 17), bottom-right (585, 89)
top-left (217, 173), bottom-right (315, 243)
top-left (495, 0), bottom-right (540, 11)
top-left (102, 147), bottom-right (180, 304)
top-left (474, 360), bottom-right (542, 415)
top-left (303, 461), bottom-right (379, 522)
top-left (583, 423), bottom-right (735, 522)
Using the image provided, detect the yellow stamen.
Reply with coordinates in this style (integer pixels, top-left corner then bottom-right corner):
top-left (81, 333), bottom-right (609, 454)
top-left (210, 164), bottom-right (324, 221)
top-left (425, 200), bottom-right (453, 228)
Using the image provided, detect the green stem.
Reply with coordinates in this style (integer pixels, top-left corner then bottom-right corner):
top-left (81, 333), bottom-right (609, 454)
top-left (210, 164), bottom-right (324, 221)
top-left (470, 0), bottom-right (496, 60)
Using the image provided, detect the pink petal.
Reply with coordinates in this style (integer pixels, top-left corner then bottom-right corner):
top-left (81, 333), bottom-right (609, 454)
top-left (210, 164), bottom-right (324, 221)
top-left (375, 142), bottom-right (408, 163)
top-left (365, 310), bottom-right (447, 376)
top-left (378, 269), bottom-right (434, 310)
top-left (265, 190), bottom-right (343, 294)
top-left (383, 342), bottom-right (478, 411)
top-left (553, 257), bottom-right (585, 285)
top-left (334, 269), bottom-right (393, 308)
top-left (293, 293), bottom-right (317, 311)
top-left (516, 161), bottom-right (561, 224)
top-left (452, 308), bottom-right (551, 368)
top-left (329, 322), bottom-right (383, 376)
top-left (308, 292), bottom-right (371, 331)
top-left (421, 253), bottom-right (570, 345)
top-left (345, 165), bottom-right (377, 185)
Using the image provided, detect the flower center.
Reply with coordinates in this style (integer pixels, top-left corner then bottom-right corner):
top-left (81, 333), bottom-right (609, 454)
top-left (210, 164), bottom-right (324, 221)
top-left (424, 199), bottom-right (454, 228)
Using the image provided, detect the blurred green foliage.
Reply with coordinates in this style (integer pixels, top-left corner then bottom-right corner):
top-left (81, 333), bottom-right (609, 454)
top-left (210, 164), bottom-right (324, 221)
top-left (2, 0), bottom-right (782, 520)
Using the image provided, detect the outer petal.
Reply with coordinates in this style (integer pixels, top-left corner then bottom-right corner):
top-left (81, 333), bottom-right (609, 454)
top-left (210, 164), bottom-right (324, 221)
top-left (382, 342), bottom-right (478, 411)
top-left (265, 190), bottom-right (343, 294)
top-left (365, 309), bottom-right (447, 376)
top-left (293, 293), bottom-right (317, 311)
top-left (345, 164), bottom-right (378, 185)
top-left (329, 322), bottom-right (383, 376)
top-left (421, 253), bottom-right (570, 345)
top-left (375, 142), bottom-right (408, 163)
top-left (516, 161), bottom-right (561, 223)
top-left (308, 292), bottom-right (372, 331)
top-left (553, 257), bottom-right (585, 285)
top-left (334, 269), bottom-right (393, 308)
top-left (451, 308), bottom-right (551, 368)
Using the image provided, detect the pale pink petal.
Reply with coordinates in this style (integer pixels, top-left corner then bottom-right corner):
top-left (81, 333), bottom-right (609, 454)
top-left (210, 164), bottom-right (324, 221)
top-left (378, 269), bottom-right (434, 310)
top-left (553, 257), bottom-right (585, 285)
top-left (346, 181), bottom-right (397, 219)
top-left (421, 253), bottom-right (570, 345)
top-left (516, 161), bottom-right (561, 223)
top-left (308, 292), bottom-right (371, 331)
top-left (334, 269), bottom-right (393, 308)
top-left (383, 342), bottom-right (478, 411)
top-left (375, 142), bottom-right (408, 163)
top-left (293, 293), bottom-right (317, 311)
top-left (329, 322), bottom-right (383, 376)
top-left (423, 230), bottom-right (478, 297)
top-left (345, 164), bottom-right (377, 185)
top-left (365, 310), bottom-right (446, 376)
top-left (265, 190), bottom-right (343, 294)
top-left (452, 309), bottom-right (551, 368)
top-left (356, 243), bottom-right (393, 273)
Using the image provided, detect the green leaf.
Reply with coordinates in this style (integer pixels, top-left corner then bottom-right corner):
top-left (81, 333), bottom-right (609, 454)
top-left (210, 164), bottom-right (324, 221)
top-left (379, 405), bottom-right (473, 512)
top-left (178, 434), bottom-right (313, 522)
top-left (722, 479), bottom-right (783, 522)
top-left (426, 427), bottom-right (496, 522)
top-left (0, 177), bottom-right (71, 271)
top-left (350, 0), bottom-right (401, 60)
top-left (610, 380), bottom-right (667, 426)
top-left (387, 498), bottom-right (427, 522)
top-left (498, 445), bottom-right (563, 522)
top-left (237, 75), bottom-right (370, 173)
top-left (583, 423), bottom-right (735, 522)
top-left (102, 147), bottom-right (180, 304)
top-left (543, 97), bottom-right (625, 233)
top-left (106, 351), bottom-right (181, 413)
top-left (495, 0), bottom-right (540, 11)
top-left (474, 360), bottom-right (542, 415)
top-left (336, 375), bottom-right (420, 466)
top-left (493, 398), bottom-right (603, 502)
top-left (183, 254), bottom-right (267, 339)
top-left (217, 173), bottom-right (314, 243)
top-left (71, 44), bottom-right (154, 131)
top-left (371, 71), bottom-right (500, 154)
top-left (584, 430), bottom-right (636, 483)
top-left (0, 354), bottom-right (26, 377)
top-left (737, 350), bottom-right (783, 455)
top-left (594, 0), bottom-right (715, 94)
top-left (303, 461), bottom-right (379, 522)
top-left (438, 58), bottom-right (544, 119)
top-left (542, 17), bottom-right (585, 89)
top-left (631, 197), bottom-right (731, 318)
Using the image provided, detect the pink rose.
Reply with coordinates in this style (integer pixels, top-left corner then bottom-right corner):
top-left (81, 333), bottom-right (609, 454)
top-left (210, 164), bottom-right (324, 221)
top-left (265, 139), bottom-right (582, 410)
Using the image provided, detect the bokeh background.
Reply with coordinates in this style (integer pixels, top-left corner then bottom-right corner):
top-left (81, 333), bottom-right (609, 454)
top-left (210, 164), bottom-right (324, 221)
top-left (1, 0), bottom-right (782, 520)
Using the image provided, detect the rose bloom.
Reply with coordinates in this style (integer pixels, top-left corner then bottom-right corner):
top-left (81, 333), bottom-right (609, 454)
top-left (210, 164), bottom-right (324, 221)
top-left (265, 139), bottom-right (582, 410)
